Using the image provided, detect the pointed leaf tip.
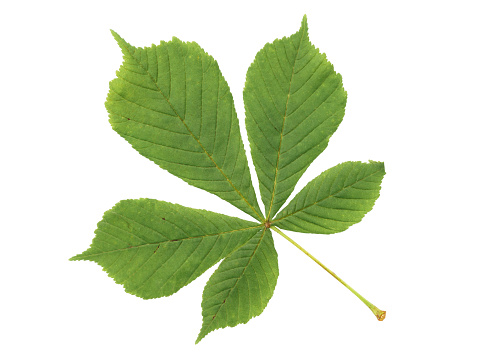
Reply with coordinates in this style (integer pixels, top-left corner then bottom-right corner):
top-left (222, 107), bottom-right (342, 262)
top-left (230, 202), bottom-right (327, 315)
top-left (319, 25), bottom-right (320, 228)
top-left (110, 30), bottom-right (129, 51)
top-left (110, 29), bottom-right (120, 40)
top-left (300, 14), bottom-right (308, 32)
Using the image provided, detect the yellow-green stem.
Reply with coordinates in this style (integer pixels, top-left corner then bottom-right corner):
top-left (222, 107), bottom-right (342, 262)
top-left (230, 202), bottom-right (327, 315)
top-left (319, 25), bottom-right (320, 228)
top-left (271, 226), bottom-right (386, 321)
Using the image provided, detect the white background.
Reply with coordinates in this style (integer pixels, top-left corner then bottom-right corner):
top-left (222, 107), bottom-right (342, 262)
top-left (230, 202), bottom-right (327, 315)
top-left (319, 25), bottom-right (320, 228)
top-left (2, 0), bottom-right (478, 357)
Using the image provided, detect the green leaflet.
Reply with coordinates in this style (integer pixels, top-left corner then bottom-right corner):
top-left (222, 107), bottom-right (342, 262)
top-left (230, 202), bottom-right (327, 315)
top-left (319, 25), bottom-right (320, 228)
top-left (273, 161), bottom-right (386, 234)
top-left (72, 15), bottom-right (387, 344)
top-left (244, 15), bottom-right (347, 220)
top-left (106, 32), bottom-right (263, 221)
top-left (71, 199), bottom-right (262, 299)
top-left (197, 229), bottom-right (278, 343)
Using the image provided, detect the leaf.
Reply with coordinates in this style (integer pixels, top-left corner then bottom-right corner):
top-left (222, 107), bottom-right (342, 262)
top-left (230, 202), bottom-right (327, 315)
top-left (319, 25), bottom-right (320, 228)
top-left (73, 15), bottom-right (387, 344)
top-left (70, 199), bottom-right (263, 299)
top-left (244, 15), bottom-right (347, 219)
top-left (273, 161), bottom-right (386, 234)
top-left (106, 32), bottom-right (263, 221)
top-left (196, 228), bottom-right (278, 343)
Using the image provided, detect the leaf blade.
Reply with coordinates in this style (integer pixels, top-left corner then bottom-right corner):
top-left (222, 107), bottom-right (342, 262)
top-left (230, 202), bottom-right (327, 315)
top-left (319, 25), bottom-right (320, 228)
top-left (196, 228), bottom-right (278, 343)
top-left (70, 199), bottom-right (263, 299)
top-left (244, 16), bottom-right (347, 219)
top-left (272, 161), bottom-right (385, 234)
top-left (106, 32), bottom-right (263, 221)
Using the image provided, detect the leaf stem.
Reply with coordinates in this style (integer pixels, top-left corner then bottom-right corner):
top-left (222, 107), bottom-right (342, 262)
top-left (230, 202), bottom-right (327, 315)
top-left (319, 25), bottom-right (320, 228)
top-left (270, 226), bottom-right (386, 321)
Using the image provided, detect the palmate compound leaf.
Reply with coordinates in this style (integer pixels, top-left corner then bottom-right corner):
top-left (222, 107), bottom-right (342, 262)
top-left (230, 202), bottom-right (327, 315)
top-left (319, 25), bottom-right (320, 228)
top-left (244, 15), bottom-right (347, 220)
top-left (72, 14), bottom-right (387, 344)
top-left (106, 31), bottom-right (263, 221)
top-left (70, 199), bottom-right (264, 299)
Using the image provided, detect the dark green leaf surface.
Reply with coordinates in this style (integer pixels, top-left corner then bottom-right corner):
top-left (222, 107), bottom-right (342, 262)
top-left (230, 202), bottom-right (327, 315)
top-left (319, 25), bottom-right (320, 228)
top-left (70, 199), bottom-right (262, 299)
top-left (273, 161), bottom-right (385, 234)
top-left (106, 32), bottom-right (263, 221)
top-left (244, 15), bottom-right (347, 219)
top-left (196, 228), bottom-right (278, 343)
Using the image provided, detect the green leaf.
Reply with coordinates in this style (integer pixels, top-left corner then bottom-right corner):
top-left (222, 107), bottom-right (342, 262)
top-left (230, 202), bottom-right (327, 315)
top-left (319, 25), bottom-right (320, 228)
top-left (273, 161), bottom-right (386, 234)
top-left (106, 32), bottom-right (263, 221)
top-left (196, 228), bottom-right (278, 343)
top-left (73, 16), bottom-right (388, 343)
top-left (70, 199), bottom-right (263, 299)
top-left (244, 15), bottom-right (347, 219)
